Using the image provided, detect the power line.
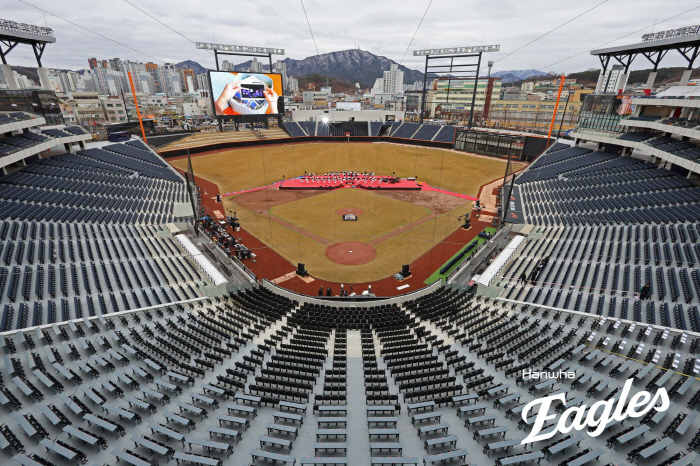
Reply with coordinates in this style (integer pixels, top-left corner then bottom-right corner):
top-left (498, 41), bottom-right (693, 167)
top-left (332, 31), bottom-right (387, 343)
top-left (494, 0), bottom-right (609, 65)
top-left (300, 0), bottom-right (320, 56)
top-left (399, 0), bottom-right (434, 66)
top-left (536, 4), bottom-right (700, 72)
top-left (123, 0), bottom-right (213, 55)
top-left (18, 0), bottom-right (164, 63)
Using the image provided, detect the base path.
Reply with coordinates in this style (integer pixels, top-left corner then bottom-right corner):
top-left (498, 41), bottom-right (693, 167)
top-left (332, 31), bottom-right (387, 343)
top-left (368, 213), bottom-right (437, 247)
top-left (258, 213), bottom-right (333, 245)
top-left (325, 242), bottom-right (377, 265)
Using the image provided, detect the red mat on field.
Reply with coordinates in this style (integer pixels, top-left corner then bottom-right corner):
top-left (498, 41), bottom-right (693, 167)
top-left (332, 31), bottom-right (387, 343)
top-left (223, 174), bottom-right (478, 202)
top-left (279, 174), bottom-right (420, 190)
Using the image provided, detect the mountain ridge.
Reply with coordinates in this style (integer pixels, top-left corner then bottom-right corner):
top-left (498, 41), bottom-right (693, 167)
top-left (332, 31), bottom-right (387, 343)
top-left (174, 52), bottom-right (560, 89)
top-left (490, 69), bottom-right (549, 83)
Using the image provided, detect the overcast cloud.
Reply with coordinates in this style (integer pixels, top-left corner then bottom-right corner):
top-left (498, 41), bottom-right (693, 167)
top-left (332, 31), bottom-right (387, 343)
top-left (4, 0), bottom-right (699, 74)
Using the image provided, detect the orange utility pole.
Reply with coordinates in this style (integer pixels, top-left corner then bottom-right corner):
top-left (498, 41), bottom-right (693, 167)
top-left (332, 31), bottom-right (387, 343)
top-left (127, 71), bottom-right (148, 144)
top-left (546, 74), bottom-right (566, 147)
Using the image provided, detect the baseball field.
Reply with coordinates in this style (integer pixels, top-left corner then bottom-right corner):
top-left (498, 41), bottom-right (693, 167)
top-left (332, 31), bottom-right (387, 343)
top-left (170, 142), bottom-right (524, 283)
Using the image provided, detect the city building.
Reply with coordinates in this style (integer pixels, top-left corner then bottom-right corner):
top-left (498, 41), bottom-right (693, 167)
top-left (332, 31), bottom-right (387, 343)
top-left (596, 64), bottom-right (626, 94)
top-left (501, 89), bottom-right (527, 101)
top-left (429, 77), bottom-right (501, 122)
top-left (521, 82), bottom-right (535, 92)
top-left (195, 74), bottom-right (209, 93)
top-left (12, 72), bottom-right (36, 89)
top-left (249, 57), bottom-right (263, 73)
top-left (100, 96), bottom-right (128, 122)
top-left (403, 80), bottom-right (424, 91)
top-left (488, 89), bottom-right (593, 133)
top-left (122, 60), bottom-right (153, 94)
top-left (302, 91), bottom-right (328, 109)
top-left (372, 64), bottom-right (404, 95)
top-left (157, 63), bottom-right (182, 96)
top-left (287, 76), bottom-right (299, 93)
top-left (69, 91), bottom-right (106, 127)
top-left (180, 68), bottom-right (196, 93)
top-left (272, 60), bottom-right (289, 91)
top-left (59, 102), bottom-right (77, 124)
top-left (145, 62), bottom-right (162, 93)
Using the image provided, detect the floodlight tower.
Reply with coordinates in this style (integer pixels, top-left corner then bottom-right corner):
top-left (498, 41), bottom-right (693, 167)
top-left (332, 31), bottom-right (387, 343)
top-left (413, 45), bottom-right (500, 127)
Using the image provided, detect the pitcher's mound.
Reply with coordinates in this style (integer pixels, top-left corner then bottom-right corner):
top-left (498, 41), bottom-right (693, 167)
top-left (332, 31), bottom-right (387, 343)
top-left (336, 208), bottom-right (364, 216)
top-left (325, 242), bottom-right (376, 265)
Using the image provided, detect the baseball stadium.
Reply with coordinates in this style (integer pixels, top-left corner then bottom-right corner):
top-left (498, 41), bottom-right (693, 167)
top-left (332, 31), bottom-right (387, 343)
top-left (2, 7), bottom-right (700, 466)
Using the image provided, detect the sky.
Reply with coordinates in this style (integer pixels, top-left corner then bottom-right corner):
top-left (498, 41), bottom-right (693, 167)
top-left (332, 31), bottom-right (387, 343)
top-left (4, 0), bottom-right (700, 75)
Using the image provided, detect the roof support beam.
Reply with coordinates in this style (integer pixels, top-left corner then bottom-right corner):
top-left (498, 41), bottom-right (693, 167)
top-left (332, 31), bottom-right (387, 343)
top-left (677, 45), bottom-right (700, 70)
top-left (611, 53), bottom-right (636, 73)
top-left (31, 42), bottom-right (46, 67)
top-left (640, 49), bottom-right (669, 71)
top-left (0, 39), bottom-right (18, 65)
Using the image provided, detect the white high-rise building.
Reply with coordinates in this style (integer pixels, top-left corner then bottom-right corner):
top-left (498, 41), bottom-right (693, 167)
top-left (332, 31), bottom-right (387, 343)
top-left (250, 58), bottom-right (263, 73)
top-left (382, 64), bottom-right (403, 95)
top-left (596, 65), bottom-right (625, 94)
top-left (82, 70), bottom-right (99, 93)
top-left (13, 72), bottom-right (36, 89)
top-left (122, 60), bottom-right (154, 94)
top-left (371, 77), bottom-right (384, 95)
top-left (372, 64), bottom-right (404, 96)
top-left (157, 63), bottom-right (182, 96)
top-left (273, 60), bottom-right (289, 91)
top-left (287, 76), bottom-right (299, 93)
top-left (196, 74), bottom-right (209, 91)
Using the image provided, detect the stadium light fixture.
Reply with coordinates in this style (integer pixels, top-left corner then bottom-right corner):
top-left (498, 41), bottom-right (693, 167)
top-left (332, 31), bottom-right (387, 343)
top-left (196, 42), bottom-right (284, 55)
top-left (642, 25), bottom-right (700, 42)
top-left (321, 116), bottom-right (330, 124)
top-left (0, 19), bottom-right (54, 37)
top-left (413, 45), bottom-right (500, 56)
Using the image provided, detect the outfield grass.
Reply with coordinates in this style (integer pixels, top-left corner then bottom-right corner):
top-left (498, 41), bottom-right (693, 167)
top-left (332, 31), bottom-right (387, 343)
top-left (169, 143), bottom-right (523, 282)
top-left (170, 142), bottom-right (525, 196)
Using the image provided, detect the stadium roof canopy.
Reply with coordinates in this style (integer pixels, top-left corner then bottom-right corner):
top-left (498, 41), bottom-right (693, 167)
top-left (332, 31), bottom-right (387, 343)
top-left (0, 19), bottom-right (55, 67)
top-left (590, 30), bottom-right (700, 73)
